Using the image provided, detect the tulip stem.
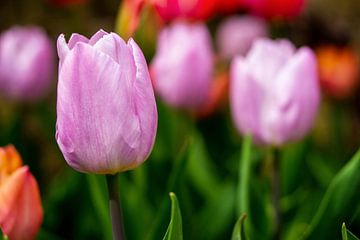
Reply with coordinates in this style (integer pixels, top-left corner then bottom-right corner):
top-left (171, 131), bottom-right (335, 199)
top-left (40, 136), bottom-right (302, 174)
top-left (106, 174), bottom-right (125, 240)
top-left (270, 148), bottom-right (281, 240)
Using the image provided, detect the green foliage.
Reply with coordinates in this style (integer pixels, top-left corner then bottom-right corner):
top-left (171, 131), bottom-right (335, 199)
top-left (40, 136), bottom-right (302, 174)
top-left (162, 193), bottom-right (183, 240)
top-left (231, 214), bottom-right (248, 240)
top-left (342, 223), bottom-right (360, 240)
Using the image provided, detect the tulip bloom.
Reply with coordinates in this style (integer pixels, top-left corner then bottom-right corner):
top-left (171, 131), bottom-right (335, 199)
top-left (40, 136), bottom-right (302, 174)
top-left (0, 26), bottom-right (54, 101)
top-left (153, 0), bottom-right (217, 21)
top-left (216, 0), bottom-right (244, 14)
top-left (316, 45), bottom-right (359, 99)
top-left (244, 0), bottom-right (305, 19)
top-left (56, 30), bottom-right (157, 174)
top-left (216, 16), bottom-right (267, 60)
top-left (151, 22), bottom-right (213, 109)
top-left (230, 38), bottom-right (320, 145)
top-left (0, 145), bottom-right (43, 240)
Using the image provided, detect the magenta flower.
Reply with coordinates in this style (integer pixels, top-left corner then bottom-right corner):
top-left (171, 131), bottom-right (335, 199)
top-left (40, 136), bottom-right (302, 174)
top-left (0, 26), bottom-right (54, 101)
top-left (230, 38), bottom-right (320, 145)
top-left (56, 30), bottom-right (157, 174)
top-left (151, 22), bottom-right (213, 109)
top-left (216, 16), bottom-right (267, 60)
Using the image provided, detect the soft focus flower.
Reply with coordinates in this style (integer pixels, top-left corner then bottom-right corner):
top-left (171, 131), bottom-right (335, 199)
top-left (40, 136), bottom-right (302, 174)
top-left (230, 38), bottom-right (320, 145)
top-left (0, 26), bottom-right (54, 101)
top-left (0, 145), bottom-right (43, 240)
top-left (316, 45), bottom-right (359, 99)
top-left (244, 0), bottom-right (305, 19)
top-left (56, 30), bottom-right (157, 174)
top-left (115, 0), bottom-right (146, 39)
top-left (151, 22), bottom-right (213, 109)
top-left (152, 0), bottom-right (217, 21)
top-left (216, 16), bottom-right (267, 60)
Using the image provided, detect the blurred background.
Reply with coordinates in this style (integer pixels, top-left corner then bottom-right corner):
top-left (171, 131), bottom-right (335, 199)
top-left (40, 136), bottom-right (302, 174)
top-left (1, 0), bottom-right (360, 239)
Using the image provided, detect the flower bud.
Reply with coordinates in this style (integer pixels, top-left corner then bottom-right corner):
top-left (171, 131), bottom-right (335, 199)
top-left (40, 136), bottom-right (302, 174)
top-left (56, 30), bottom-right (158, 174)
top-left (230, 38), bottom-right (320, 145)
top-left (216, 16), bottom-right (267, 60)
top-left (151, 22), bottom-right (213, 109)
top-left (0, 145), bottom-right (43, 240)
top-left (0, 26), bottom-right (54, 101)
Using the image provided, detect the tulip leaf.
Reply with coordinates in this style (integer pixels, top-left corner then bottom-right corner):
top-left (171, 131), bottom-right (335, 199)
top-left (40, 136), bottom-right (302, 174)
top-left (162, 192), bottom-right (183, 240)
top-left (303, 148), bottom-right (360, 239)
top-left (342, 223), bottom-right (360, 240)
top-left (231, 214), bottom-right (248, 240)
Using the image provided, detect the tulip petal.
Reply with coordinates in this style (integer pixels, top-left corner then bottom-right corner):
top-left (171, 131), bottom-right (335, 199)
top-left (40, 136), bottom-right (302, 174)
top-left (56, 43), bottom-right (142, 173)
top-left (230, 56), bottom-right (265, 143)
top-left (274, 47), bottom-right (320, 142)
top-left (68, 33), bottom-right (88, 49)
top-left (57, 34), bottom-right (70, 62)
top-left (88, 29), bottom-right (109, 45)
top-left (128, 39), bottom-right (158, 163)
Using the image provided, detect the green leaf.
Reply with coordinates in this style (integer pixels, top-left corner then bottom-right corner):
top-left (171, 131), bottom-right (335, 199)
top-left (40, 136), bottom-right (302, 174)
top-left (342, 223), bottom-right (360, 240)
top-left (162, 192), bottom-right (183, 240)
top-left (0, 228), bottom-right (8, 240)
top-left (302, 148), bottom-right (360, 239)
top-left (231, 214), bottom-right (248, 240)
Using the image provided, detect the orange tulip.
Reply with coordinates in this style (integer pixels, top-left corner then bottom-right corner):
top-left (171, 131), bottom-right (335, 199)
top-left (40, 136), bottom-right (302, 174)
top-left (0, 145), bottom-right (43, 240)
top-left (316, 45), bottom-right (359, 99)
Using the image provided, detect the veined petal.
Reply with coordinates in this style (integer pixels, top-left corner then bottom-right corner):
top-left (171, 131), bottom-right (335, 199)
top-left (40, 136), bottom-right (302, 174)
top-left (68, 33), bottom-right (88, 49)
top-left (128, 39), bottom-right (157, 164)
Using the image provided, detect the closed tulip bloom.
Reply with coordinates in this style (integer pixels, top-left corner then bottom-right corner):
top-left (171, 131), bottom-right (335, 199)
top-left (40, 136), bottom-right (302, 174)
top-left (0, 145), bottom-right (43, 240)
top-left (0, 26), bottom-right (54, 101)
top-left (56, 30), bottom-right (157, 174)
top-left (244, 0), bottom-right (305, 19)
top-left (230, 38), bottom-right (320, 145)
top-left (216, 16), bottom-right (267, 60)
top-left (151, 22), bottom-right (213, 109)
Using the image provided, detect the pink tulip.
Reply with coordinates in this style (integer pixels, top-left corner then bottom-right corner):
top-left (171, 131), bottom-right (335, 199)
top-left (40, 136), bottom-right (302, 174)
top-left (230, 38), bottom-right (320, 145)
top-left (56, 30), bottom-right (157, 174)
top-left (151, 22), bottom-right (213, 109)
top-left (0, 26), bottom-right (54, 101)
top-left (216, 16), bottom-right (267, 60)
top-left (0, 145), bottom-right (43, 240)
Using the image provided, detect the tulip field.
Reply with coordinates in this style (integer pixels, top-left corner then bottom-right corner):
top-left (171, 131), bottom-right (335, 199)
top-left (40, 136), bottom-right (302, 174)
top-left (1, 0), bottom-right (360, 239)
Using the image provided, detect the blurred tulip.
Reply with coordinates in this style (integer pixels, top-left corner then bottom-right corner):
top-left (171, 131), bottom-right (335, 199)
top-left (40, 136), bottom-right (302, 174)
top-left (216, 15), bottom-right (267, 60)
top-left (0, 145), bottom-right (43, 240)
top-left (230, 38), bottom-right (320, 145)
top-left (0, 26), bottom-right (54, 101)
top-left (316, 45), bottom-right (359, 99)
top-left (244, 0), bottom-right (305, 19)
top-left (56, 30), bottom-right (157, 174)
top-left (152, 0), bottom-right (217, 21)
top-left (151, 22), bottom-right (213, 109)
top-left (115, 0), bottom-right (146, 39)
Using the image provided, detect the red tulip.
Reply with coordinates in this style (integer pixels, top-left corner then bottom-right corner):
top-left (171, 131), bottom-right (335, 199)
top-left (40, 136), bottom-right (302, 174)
top-left (152, 0), bottom-right (217, 21)
top-left (316, 45), bottom-right (359, 99)
top-left (244, 0), bottom-right (305, 19)
top-left (216, 0), bottom-right (244, 14)
top-left (0, 145), bottom-right (43, 240)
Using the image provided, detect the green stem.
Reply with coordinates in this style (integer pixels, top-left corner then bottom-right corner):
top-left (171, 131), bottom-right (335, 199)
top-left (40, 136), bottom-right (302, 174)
top-left (106, 174), bottom-right (126, 240)
top-left (270, 148), bottom-right (281, 240)
top-left (238, 135), bottom-right (252, 217)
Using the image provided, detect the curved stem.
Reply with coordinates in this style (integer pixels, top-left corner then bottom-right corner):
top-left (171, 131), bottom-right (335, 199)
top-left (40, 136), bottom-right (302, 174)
top-left (106, 174), bottom-right (126, 240)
